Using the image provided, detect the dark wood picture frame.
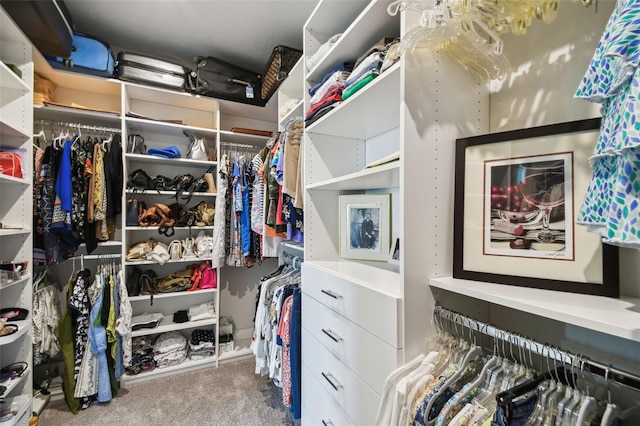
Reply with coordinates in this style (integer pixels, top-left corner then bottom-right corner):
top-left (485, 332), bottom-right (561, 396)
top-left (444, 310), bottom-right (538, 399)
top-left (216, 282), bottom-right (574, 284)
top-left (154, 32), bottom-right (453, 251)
top-left (453, 118), bottom-right (619, 297)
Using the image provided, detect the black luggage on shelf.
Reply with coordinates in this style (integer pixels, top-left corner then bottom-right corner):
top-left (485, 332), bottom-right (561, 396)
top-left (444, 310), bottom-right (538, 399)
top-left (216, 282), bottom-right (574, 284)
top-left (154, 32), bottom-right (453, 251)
top-left (260, 45), bottom-right (302, 102)
top-left (0, 0), bottom-right (74, 57)
top-left (189, 45), bottom-right (302, 107)
top-left (190, 55), bottom-right (264, 106)
top-left (45, 32), bottom-right (115, 78)
top-left (116, 51), bottom-right (190, 91)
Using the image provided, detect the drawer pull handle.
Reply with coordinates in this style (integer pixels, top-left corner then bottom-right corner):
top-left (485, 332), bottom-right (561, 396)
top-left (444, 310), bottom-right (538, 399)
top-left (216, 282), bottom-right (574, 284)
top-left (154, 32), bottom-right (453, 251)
top-left (321, 328), bottom-right (343, 343)
top-left (321, 289), bottom-right (342, 299)
top-left (321, 371), bottom-right (343, 391)
top-left (322, 420), bottom-right (334, 426)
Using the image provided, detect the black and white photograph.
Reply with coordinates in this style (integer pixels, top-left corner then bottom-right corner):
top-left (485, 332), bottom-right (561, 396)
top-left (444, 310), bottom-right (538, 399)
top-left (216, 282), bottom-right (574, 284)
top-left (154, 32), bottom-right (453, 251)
top-left (339, 194), bottom-right (391, 261)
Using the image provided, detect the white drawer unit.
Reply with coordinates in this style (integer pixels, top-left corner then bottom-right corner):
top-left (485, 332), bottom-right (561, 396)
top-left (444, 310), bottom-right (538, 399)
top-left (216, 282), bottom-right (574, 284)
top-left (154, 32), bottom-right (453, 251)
top-left (302, 261), bottom-right (401, 347)
top-left (302, 328), bottom-right (380, 426)
top-left (302, 365), bottom-right (356, 426)
top-left (302, 292), bottom-right (401, 394)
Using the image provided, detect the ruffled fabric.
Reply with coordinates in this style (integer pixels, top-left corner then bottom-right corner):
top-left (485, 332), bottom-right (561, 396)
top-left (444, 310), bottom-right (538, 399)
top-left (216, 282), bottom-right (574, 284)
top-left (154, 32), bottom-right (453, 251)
top-left (575, 0), bottom-right (640, 247)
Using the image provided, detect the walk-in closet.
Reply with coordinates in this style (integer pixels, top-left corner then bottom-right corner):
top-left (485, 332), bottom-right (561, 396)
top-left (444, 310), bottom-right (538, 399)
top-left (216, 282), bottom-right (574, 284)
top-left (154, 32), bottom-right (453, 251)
top-left (0, 0), bottom-right (639, 425)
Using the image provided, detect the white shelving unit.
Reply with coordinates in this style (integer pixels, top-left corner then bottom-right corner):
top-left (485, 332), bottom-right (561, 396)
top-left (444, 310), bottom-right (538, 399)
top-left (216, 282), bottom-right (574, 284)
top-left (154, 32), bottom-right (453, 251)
top-left (0, 7), bottom-right (34, 414)
top-left (30, 40), bottom-right (278, 386)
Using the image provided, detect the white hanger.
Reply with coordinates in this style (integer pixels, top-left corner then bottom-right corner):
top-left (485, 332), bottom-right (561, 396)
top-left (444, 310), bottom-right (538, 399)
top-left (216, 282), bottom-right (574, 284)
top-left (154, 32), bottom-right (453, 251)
top-left (600, 366), bottom-right (640, 426)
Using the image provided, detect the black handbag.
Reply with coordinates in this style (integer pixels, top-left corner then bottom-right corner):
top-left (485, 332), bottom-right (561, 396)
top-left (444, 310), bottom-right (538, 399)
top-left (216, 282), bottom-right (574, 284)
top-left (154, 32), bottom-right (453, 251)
top-left (127, 168), bottom-right (152, 190)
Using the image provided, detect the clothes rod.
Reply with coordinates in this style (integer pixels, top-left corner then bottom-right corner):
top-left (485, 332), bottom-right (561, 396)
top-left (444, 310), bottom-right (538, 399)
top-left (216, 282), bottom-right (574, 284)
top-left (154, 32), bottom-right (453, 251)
top-left (220, 142), bottom-right (263, 149)
top-left (35, 119), bottom-right (121, 134)
top-left (434, 304), bottom-right (640, 391)
top-left (70, 253), bottom-right (122, 261)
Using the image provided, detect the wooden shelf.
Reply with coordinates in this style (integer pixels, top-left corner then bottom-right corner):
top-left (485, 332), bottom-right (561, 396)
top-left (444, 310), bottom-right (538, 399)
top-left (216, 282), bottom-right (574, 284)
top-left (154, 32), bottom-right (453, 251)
top-left (306, 62), bottom-right (401, 140)
top-left (0, 174), bottom-right (30, 185)
top-left (0, 62), bottom-right (30, 93)
top-left (306, 0), bottom-right (399, 84)
top-left (0, 275), bottom-right (30, 291)
top-left (0, 228), bottom-right (30, 237)
top-left (0, 319), bottom-right (32, 346)
top-left (34, 103), bottom-right (121, 127)
top-left (131, 315), bottom-right (216, 338)
top-left (128, 288), bottom-right (216, 302)
top-left (124, 153), bottom-right (217, 167)
top-left (304, 259), bottom-right (402, 298)
top-left (2, 365), bottom-right (30, 397)
top-left (125, 116), bottom-right (217, 138)
top-left (307, 160), bottom-right (399, 190)
top-left (1, 394), bottom-right (31, 426)
top-left (122, 356), bottom-right (217, 385)
top-left (429, 276), bottom-right (640, 342)
top-left (219, 130), bottom-right (273, 146)
top-left (124, 257), bottom-right (211, 266)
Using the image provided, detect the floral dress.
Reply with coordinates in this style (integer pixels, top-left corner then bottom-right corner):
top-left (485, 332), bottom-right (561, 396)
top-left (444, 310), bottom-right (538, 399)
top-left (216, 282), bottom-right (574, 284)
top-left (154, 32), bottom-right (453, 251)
top-left (575, 0), bottom-right (640, 247)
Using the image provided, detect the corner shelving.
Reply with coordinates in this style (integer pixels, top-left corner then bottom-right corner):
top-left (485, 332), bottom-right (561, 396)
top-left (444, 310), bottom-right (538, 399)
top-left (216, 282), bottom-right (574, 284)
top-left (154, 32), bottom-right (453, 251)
top-left (0, 6), bottom-right (34, 409)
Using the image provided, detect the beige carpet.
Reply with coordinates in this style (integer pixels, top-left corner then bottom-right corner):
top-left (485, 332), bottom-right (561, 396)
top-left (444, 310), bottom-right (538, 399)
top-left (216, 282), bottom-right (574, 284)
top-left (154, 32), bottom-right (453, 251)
top-left (38, 358), bottom-right (299, 426)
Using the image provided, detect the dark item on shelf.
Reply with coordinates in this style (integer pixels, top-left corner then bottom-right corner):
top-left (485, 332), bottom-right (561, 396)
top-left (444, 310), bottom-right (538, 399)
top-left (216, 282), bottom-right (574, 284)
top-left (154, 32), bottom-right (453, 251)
top-left (0, 362), bottom-right (28, 382)
top-left (139, 270), bottom-right (159, 296)
top-left (230, 127), bottom-right (273, 137)
top-left (116, 51), bottom-right (191, 91)
top-left (127, 265), bottom-right (143, 296)
top-left (189, 55), bottom-right (264, 106)
top-left (0, 0), bottom-right (74, 58)
top-left (0, 261), bottom-right (28, 273)
top-left (45, 32), bottom-right (115, 78)
top-left (4, 63), bottom-right (22, 78)
top-left (0, 308), bottom-right (29, 322)
top-left (127, 168), bottom-right (152, 191)
top-left (0, 152), bottom-right (23, 178)
top-left (260, 45), bottom-right (302, 102)
top-left (126, 198), bottom-right (146, 227)
top-left (127, 134), bottom-right (146, 154)
top-left (172, 310), bottom-right (189, 323)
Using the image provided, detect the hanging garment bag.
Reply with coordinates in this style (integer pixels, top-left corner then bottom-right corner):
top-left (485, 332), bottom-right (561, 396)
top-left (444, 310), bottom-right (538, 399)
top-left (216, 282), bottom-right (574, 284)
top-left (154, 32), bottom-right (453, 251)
top-left (116, 51), bottom-right (190, 91)
top-left (189, 55), bottom-right (264, 106)
top-left (0, 0), bottom-right (74, 58)
top-left (45, 32), bottom-right (115, 78)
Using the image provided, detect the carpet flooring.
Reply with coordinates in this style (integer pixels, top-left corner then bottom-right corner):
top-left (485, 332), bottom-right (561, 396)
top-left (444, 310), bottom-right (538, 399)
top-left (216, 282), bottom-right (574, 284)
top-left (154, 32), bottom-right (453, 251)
top-left (38, 358), bottom-right (300, 426)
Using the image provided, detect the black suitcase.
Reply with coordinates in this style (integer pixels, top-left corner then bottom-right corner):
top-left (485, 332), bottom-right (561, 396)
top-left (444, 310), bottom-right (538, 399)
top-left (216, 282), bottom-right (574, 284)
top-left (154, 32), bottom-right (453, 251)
top-left (190, 45), bottom-right (302, 107)
top-left (190, 55), bottom-right (264, 106)
top-left (1, 0), bottom-right (74, 57)
top-left (116, 51), bottom-right (190, 91)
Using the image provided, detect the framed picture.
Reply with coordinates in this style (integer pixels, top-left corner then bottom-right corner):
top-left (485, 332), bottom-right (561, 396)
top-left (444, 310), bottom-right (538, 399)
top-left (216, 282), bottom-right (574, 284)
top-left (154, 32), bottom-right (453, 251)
top-left (389, 234), bottom-right (400, 265)
top-left (339, 194), bottom-right (391, 261)
top-left (453, 118), bottom-right (619, 297)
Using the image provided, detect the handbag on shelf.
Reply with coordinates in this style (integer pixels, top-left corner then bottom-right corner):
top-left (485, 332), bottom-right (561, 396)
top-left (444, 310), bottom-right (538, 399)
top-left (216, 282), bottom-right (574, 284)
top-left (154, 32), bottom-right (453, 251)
top-left (127, 168), bottom-right (152, 191)
top-left (0, 152), bottom-right (23, 178)
top-left (126, 198), bottom-right (145, 227)
top-left (154, 266), bottom-right (193, 293)
top-left (126, 238), bottom-right (157, 262)
top-left (139, 270), bottom-right (159, 295)
top-left (203, 168), bottom-right (216, 193)
top-left (199, 261), bottom-right (217, 289)
top-left (126, 134), bottom-right (146, 154)
top-left (184, 131), bottom-right (209, 161)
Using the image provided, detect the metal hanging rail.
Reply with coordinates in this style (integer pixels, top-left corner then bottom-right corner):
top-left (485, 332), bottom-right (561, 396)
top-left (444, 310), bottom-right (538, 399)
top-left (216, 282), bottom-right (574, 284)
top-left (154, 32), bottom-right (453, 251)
top-left (434, 304), bottom-right (640, 391)
top-left (34, 119), bottom-right (121, 134)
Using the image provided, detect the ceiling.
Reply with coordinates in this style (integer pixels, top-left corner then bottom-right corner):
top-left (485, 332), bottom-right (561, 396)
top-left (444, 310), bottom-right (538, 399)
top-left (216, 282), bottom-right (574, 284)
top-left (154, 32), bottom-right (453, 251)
top-left (63, 0), bottom-right (317, 73)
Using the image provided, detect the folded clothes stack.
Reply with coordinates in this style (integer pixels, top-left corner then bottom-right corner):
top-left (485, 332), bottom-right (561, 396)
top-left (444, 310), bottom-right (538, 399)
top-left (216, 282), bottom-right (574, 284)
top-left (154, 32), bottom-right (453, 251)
top-left (188, 329), bottom-right (216, 361)
top-left (127, 335), bottom-right (156, 375)
top-left (153, 331), bottom-right (187, 369)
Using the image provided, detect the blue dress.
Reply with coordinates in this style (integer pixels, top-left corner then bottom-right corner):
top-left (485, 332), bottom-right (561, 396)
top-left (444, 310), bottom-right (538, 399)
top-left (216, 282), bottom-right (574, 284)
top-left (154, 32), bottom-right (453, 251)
top-left (575, 0), bottom-right (640, 248)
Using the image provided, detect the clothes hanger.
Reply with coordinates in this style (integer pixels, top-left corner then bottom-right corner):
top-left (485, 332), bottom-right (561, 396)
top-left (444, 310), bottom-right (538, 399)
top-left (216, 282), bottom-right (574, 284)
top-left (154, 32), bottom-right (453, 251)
top-left (574, 355), bottom-right (597, 426)
top-left (600, 365), bottom-right (640, 426)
